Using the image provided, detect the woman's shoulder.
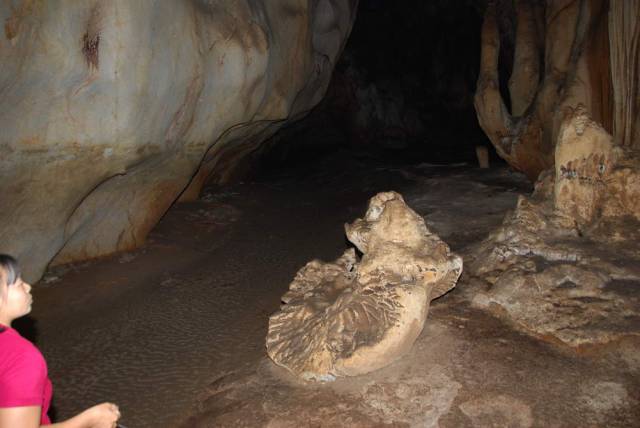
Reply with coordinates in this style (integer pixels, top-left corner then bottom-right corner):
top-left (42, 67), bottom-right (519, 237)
top-left (0, 328), bottom-right (49, 409)
top-left (0, 328), bottom-right (46, 370)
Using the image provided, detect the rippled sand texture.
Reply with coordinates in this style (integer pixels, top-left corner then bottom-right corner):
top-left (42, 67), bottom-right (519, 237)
top-left (30, 184), bottom-right (349, 427)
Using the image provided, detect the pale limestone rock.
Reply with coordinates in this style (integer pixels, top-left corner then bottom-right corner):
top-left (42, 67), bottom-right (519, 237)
top-left (470, 107), bottom-right (640, 348)
top-left (554, 105), bottom-right (624, 225)
top-left (0, 0), bottom-right (356, 281)
top-left (266, 192), bottom-right (462, 380)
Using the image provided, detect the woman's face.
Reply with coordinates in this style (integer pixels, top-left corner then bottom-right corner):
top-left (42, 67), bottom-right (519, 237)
top-left (0, 275), bottom-right (32, 324)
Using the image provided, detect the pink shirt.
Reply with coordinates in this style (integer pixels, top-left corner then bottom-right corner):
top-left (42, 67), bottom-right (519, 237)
top-left (0, 325), bottom-right (52, 425)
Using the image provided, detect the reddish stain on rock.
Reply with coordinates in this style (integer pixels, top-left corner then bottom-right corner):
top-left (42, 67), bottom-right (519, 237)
top-left (82, 32), bottom-right (100, 70)
top-left (82, 5), bottom-right (102, 70)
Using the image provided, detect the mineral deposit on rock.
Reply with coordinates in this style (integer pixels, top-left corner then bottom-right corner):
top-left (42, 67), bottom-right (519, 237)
top-left (266, 191), bottom-right (462, 380)
top-left (0, 0), bottom-right (357, 282)
top-left (470, 106), bottom-right (640, 348)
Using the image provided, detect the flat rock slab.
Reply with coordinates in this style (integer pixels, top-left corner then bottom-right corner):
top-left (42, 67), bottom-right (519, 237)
top-left (472, 262), bottom-right (640, 348)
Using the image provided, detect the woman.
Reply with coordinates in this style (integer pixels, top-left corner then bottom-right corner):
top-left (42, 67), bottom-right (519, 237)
top-left (0, 254), bottom-right (121, 428)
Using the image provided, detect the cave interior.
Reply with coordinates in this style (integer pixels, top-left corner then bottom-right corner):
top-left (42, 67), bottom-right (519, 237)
top-left (1, 1), bottom-right (639, 427)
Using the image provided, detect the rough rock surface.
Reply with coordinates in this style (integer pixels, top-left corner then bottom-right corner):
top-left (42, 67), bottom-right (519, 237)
top-left (458, 394), bottom-right (534, 428)
top-left (266, 191), bottom-right (462, 380)
top-left (180, 360), bottom-right (462, 428)
top-left (469, 106), bottom-right (640, 348)
top-left (0, 0), bottom-right (357, 281)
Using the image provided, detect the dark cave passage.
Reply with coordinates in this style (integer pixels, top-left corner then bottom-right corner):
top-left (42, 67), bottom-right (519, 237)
top-left (253, 0), bottom-right (501, 177)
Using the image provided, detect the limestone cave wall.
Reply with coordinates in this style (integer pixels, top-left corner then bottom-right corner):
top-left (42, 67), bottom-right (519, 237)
top-left (0, 0), bottom-right (357, 281)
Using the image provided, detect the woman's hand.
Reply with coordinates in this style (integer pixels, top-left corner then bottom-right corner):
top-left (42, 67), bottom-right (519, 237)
top-left (0, 403), bottom-right (120, 428)
top-left (79, 402), bottom-right (120, 428)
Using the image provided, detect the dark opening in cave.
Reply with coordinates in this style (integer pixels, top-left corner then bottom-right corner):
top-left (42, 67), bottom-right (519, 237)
top-left (256, 0), bottom-right (499, 174)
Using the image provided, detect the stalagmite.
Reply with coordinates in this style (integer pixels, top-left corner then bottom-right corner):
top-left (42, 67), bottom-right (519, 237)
top-left (475, 145), bottom-right (490, 168)
top-left (470, 106), bottom-right (640, 348)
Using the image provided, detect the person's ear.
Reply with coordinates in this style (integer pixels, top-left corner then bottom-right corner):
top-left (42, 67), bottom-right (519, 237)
top-left (0, 270), bottom-right (7, 306)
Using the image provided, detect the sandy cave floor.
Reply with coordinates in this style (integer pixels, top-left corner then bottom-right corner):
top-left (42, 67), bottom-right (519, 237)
top-left (16, 150), bottom-right (640, 427)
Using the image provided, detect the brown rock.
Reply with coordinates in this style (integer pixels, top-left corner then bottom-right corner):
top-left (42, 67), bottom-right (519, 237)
top-left (475, 145), bottom-right (490, 169)
top-left (266, 192), bottom-right (462, 380)
top-left (470, 107), bottom-right (640, 348)
top-left (459, 394), bottom-right (533, 428)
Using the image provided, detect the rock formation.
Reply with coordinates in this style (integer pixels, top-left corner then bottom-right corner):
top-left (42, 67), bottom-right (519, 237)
top-left (469, 106), bottom-right (640, 348)
top-left (0, 0), bottom-right (357, 281)
top-left (266, 191), bottom-right (462, 380)
top-left (475, 0), bottom-right (640, 180)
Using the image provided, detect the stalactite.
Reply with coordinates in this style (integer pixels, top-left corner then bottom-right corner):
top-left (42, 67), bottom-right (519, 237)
top-left (508, 0), bottom-right (540, 117)
top-left (475, 0), bottom-right (620, 180)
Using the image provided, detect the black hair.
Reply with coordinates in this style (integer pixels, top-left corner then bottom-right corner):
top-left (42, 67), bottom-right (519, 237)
top-left (0, 254), bottom-right (20, 286)
top-left (0, 254), bottom-right (20, 332)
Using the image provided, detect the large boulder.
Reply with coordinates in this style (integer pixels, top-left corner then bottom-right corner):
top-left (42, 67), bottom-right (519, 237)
top-left (266, 192), bottom-right (462, 381)
top-left (0, 0), bottom-right (357, 281)
top-left (469, 106), bottom-right (640, 349)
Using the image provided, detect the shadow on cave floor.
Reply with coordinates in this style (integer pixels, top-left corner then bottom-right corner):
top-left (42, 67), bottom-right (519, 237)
top-left (25, 148), bottom-right (638, 427)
